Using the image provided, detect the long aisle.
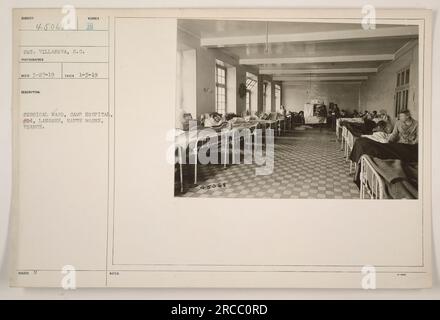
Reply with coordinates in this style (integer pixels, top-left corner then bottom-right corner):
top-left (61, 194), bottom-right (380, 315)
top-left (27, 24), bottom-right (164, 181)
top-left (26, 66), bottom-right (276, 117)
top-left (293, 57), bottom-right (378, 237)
top-left (177, 127), bottom-right (360, 199)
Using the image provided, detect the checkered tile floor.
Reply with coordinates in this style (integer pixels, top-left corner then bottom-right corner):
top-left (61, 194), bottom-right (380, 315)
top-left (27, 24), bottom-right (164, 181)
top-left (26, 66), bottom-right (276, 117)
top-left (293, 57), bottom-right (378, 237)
top-left (175, 127), bottom-right (360, 199)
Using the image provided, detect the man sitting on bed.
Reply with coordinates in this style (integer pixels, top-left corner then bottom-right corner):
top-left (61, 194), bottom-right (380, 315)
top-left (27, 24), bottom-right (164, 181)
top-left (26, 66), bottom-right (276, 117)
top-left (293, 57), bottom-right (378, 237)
top-left (388, 110), bottom-right (418, 144)
top-left (375, 110), bottom-right (393, 133)
top-left (361, 121), bottom-right (390, 143)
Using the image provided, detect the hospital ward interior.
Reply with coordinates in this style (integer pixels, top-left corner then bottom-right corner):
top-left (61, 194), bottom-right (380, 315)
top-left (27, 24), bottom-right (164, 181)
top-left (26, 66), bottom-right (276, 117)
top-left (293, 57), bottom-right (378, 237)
top-left (174, 20), bottom-right (420, 199)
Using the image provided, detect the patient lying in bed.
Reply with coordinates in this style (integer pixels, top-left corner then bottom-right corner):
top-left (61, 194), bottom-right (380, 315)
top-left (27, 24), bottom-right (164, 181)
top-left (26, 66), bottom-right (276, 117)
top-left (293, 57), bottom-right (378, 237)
top-left (361, 121), bottom-right (390, 143)
top-left (204, 112), bottom-right (226, 128)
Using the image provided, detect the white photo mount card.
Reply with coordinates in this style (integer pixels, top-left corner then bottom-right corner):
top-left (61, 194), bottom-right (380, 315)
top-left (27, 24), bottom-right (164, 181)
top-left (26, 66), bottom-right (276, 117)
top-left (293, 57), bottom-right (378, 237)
top-left (10, 8), bottom-right (432, 288)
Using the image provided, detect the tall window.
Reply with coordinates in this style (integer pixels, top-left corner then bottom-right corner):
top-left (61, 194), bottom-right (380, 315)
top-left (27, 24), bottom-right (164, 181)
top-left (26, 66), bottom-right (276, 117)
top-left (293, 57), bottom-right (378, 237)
top-left (246, 77), bottom-right (257, 90)
top-left (245, 76), bottom-right (256, 114)
top-left (275, 84), bottom-right (281, 110)
top-left (395, 67), bottom-right (410, 117)
top-left (246, 90), bottom-right (251, 112)
top-left (215, 64), bottom-right (227, 114)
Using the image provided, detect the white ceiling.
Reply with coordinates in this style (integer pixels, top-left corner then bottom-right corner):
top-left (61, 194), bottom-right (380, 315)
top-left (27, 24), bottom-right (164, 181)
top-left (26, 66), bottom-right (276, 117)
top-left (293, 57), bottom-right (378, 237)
top-left (223, 38), bottom-right (410, 59)
top-left (178, 20), bottom-right (402, 39)
top-left (178, 19), bottom-right (419, 82)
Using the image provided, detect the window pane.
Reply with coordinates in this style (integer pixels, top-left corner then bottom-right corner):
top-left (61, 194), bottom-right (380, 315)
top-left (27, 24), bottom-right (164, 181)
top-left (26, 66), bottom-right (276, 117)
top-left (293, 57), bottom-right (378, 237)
top-left (216, 66), bottom-right (226, 86)
top-left (397, 73), bottom-right (400, 86)
top-left (403, 91), bottom-right (406, 109)
top-left (215, 64), bottom-right (227, 114)
top-left (406, 91), bottom-right (409, 109)
top-left (402, 91), bottom-right (405, 109)
top-left (246, 78), bottom-right (256, 90)
top-left (406, 69), bottom-right (410, 84)
top-left (405, 90), bottom-right (409, 109)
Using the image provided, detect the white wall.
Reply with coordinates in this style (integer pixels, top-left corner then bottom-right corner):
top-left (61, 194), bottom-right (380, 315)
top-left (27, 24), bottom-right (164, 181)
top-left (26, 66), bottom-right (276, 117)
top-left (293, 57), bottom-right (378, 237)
top-left (281, 43), bottom-right (419, 121)
top-left (176, 49), bottom-right (197, 117)
top-left (250, 83), bottom-right (258, 114)
top-left (360, 42), bottom-right (419, 121)
top-left (282, 82), bottom-right (361, 113)
top-left (226, 66), bottom-right (237, 114)
top-left (195, 46), bottom-right (216, 116)
top-left (235, 68), bottom-right (247, 116)
top-left (177, 28), bottom-right (259, 118)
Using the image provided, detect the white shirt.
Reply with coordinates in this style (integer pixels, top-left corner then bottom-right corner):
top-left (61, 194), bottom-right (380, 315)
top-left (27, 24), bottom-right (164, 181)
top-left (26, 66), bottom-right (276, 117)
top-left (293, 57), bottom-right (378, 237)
top-left (361, 132), bottom-right (390, 144)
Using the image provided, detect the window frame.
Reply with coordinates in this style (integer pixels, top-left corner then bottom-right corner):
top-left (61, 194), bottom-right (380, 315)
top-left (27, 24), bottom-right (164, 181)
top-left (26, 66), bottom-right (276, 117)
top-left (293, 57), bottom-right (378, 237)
top-left (246, 77), bottom-right (257, 90)
top-left (246, 89), bottom-right (251, 113)
top-left (395, 66), bottom-right (410, 117)
top-left (215, 64), bottom-right (227, 115)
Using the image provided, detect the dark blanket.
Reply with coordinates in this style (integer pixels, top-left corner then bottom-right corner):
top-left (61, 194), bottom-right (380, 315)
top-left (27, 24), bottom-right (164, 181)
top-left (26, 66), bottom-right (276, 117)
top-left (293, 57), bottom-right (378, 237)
top-left (351, 138), bottom-right (418, 190)
top-left (350, 138), bottom-right (418, 163)
top-left (341, 120), bottom-right (375, 137)
top-left (370, 158), bottom-right (418, 199)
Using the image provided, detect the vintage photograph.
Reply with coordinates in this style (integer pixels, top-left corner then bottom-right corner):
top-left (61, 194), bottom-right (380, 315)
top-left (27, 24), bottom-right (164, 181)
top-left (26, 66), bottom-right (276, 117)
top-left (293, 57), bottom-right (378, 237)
top-left (174, 19), bottom-right (420, 199)
top-left (8, 7), bottom-right (433, 291)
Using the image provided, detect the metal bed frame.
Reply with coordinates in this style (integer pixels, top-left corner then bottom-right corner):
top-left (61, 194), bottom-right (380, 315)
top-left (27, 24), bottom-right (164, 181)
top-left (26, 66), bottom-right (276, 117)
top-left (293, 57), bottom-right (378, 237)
top-left (176, 122), bottom-right (265, 190)
top-left (336, 118), bottom-right (341, 140)
top-left (340, 125), bottom-right (357, 174)
top-left (337, 119), bottom-right (386, 199)
top-left (359, 155), bottom-right (385, 199)
top-left (345, 129), bottom-right (356, 174)
top-left (223, 123), bottom-right (259, 167)
top-left (336, 117), bottom-right (364, 141)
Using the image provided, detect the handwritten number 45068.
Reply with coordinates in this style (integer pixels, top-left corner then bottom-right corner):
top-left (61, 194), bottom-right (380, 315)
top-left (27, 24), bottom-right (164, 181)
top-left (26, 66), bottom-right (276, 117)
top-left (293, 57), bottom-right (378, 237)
top-left (200, 183), bottom-right (226, 190)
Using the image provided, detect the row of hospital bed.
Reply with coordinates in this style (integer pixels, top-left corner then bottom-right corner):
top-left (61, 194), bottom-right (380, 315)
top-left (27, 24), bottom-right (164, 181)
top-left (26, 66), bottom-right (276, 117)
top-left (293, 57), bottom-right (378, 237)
top-left (336, 118), bottom-right (418, 199)
top-left (175, 117), bottom-right (287, 192)
top-left (337, 118), bottom-right (384, 199)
